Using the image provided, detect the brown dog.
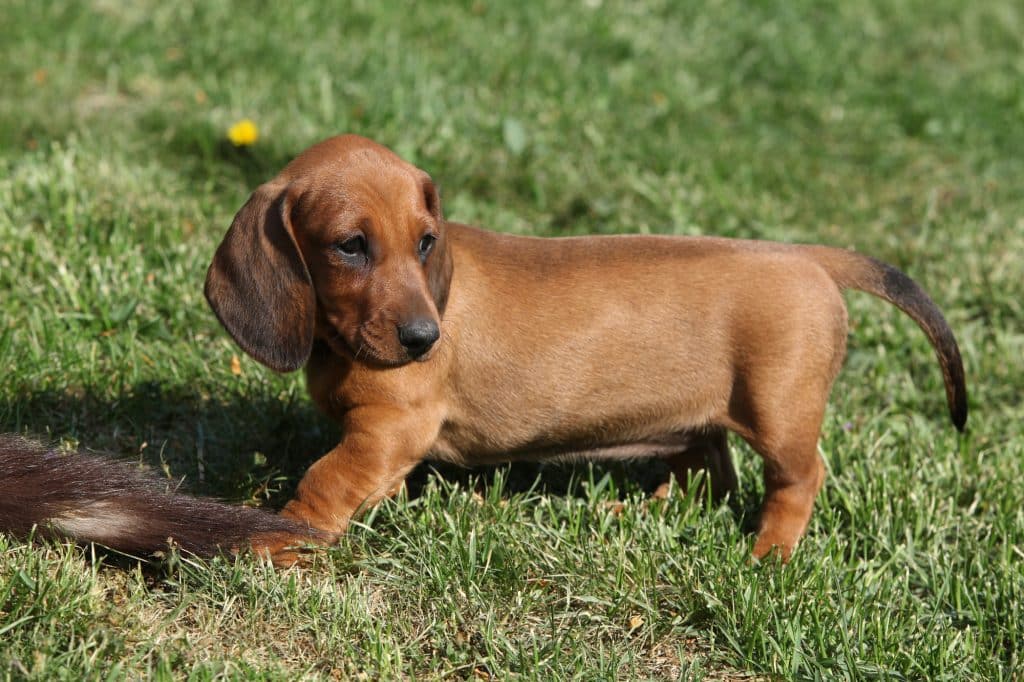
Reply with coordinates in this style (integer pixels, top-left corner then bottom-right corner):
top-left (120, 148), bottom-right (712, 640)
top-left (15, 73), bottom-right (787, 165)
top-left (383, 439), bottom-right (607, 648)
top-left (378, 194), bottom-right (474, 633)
top-left (204, 134), bottom-right (966, 564)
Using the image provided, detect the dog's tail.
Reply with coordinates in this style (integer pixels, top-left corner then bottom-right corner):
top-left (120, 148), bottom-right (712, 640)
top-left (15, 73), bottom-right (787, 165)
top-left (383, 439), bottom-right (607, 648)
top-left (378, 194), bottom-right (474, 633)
top-left (800, 245), bottom-right (968, 432)
top-left (0, 435), bottom-right (317, 558)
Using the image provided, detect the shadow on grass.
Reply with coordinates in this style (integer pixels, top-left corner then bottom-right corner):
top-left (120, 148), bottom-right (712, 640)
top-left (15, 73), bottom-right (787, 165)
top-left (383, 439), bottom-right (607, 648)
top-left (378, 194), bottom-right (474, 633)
top-left (1, 381), bottom-right (755, 522)
top-left (0, 382), bottom-right (332, 506)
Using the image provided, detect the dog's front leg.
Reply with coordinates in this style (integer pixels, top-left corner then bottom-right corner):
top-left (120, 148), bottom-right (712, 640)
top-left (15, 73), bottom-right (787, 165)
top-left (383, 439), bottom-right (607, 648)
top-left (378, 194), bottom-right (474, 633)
top-left (259, 405), bottom-right (435, 565)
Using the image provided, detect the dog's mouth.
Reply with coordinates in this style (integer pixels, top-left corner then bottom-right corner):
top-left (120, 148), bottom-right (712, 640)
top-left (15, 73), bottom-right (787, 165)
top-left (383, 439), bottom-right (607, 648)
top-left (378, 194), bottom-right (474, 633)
top-left (324, 324), bottom-right (422, 367)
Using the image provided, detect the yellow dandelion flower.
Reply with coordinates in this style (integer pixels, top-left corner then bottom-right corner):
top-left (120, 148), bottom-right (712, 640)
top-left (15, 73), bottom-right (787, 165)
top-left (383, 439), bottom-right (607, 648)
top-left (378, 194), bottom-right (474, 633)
top-left (227, 119), bottom-right (259, 146)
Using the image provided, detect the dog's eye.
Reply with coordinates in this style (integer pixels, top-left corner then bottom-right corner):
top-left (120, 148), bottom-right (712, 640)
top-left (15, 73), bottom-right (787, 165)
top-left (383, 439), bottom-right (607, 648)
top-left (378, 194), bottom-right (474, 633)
top-left (336, 236), bottom-right (366, 257)
top-left (418, 234), bottom-right (436, 260)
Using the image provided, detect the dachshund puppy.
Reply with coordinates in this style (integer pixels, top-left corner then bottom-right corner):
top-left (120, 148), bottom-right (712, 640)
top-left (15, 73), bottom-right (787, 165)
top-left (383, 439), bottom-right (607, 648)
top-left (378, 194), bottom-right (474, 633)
top-left (203, 135), bottom-right (966, 565)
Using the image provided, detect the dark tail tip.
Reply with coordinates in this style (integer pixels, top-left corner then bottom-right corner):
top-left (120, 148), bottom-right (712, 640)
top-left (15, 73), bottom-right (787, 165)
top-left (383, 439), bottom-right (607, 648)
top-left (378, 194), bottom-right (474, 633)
top-left (880, 263), bottom-right (968, 433)
top-left (934, 313), bottom-right (968, 433)
top-left (949, 355), bottom-right (968, 433)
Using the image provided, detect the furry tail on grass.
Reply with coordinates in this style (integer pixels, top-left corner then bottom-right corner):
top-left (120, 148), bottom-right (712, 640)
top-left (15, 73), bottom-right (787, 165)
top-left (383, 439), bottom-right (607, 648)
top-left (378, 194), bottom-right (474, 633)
top-left (0, 434), bottom-right (318, 558)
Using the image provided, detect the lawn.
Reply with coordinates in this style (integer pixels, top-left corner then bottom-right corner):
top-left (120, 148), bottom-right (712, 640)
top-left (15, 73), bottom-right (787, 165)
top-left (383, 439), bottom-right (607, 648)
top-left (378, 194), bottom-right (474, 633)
top-left (2, 0), bottom-right (1022, 678)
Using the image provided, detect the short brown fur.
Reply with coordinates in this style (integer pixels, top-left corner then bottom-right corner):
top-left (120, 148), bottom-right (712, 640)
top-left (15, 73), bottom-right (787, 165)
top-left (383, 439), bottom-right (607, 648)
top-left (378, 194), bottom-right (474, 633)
top-left (205, 135), bottom-right (967, 564)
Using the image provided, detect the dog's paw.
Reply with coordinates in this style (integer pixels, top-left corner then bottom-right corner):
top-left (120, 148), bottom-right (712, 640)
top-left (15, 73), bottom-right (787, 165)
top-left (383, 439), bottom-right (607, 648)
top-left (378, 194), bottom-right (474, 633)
top-left (250, 527), bottom-right (337, 568)
top-left (249, 535), bottom-right (314, 568)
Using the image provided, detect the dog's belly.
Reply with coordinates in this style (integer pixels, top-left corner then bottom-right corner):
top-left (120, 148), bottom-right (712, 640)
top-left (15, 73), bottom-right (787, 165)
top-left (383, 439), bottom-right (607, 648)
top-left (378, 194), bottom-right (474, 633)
top-left (430, 374), bottom-right (721, 465)
top-left (428, 429), bottom-right (700, 466)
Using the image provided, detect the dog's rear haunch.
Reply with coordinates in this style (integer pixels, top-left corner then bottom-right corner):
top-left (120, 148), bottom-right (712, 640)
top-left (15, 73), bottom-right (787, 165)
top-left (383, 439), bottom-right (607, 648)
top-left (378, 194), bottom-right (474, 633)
top-left (1, 135), bottom-right (967, 565)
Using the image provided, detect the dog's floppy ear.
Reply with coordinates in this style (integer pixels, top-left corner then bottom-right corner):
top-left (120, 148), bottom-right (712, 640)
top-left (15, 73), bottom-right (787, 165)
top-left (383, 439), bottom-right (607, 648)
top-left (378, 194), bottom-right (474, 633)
top-left (204, 180), bottom-right (315, 372)
top-left (423, 179), bottom-right (454, 315)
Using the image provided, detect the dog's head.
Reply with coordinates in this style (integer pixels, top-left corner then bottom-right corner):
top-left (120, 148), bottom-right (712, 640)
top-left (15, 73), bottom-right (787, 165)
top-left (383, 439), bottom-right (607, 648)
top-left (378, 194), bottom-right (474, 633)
top-left (205, 135), bottom-right (453, 371)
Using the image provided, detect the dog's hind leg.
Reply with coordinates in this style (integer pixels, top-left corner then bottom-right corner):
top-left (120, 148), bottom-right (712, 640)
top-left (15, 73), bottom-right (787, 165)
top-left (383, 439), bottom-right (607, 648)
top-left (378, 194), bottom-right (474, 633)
top-left (738, 398), bottom-right (829, 561)
top-left (652, 428), bottom-right (738, 503)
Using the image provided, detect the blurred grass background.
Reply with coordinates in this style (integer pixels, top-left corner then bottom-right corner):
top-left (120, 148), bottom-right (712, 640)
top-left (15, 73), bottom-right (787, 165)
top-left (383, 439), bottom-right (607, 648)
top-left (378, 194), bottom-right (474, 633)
top-left (1, 0), bottom-right (1022, 678)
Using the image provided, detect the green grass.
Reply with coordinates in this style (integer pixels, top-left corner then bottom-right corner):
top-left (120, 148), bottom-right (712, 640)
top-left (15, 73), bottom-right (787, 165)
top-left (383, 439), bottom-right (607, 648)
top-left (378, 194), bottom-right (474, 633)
top-left (2, 0), bottom-right (1022, 678)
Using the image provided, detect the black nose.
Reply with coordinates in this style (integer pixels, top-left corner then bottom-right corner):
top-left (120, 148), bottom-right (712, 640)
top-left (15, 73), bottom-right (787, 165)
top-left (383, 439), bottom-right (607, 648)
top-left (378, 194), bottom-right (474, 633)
top-left (397, 319), bottom-right (440, 358)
